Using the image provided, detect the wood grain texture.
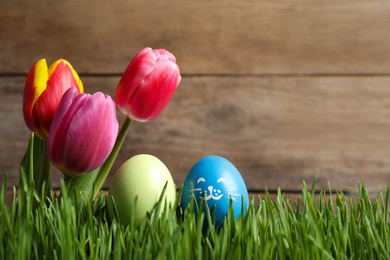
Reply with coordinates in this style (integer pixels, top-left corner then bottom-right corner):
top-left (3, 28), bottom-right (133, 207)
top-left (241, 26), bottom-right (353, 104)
top-left (1, 76), bottom-right (390, 193)
top-left (1, 0), bottom-right (390, 196)
top-left (1, 0), bottom-right (390, 75)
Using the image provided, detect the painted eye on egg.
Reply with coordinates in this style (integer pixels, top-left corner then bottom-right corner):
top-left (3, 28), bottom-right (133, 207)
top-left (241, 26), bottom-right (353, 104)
top-left (197, 178), bottom-right (205, 183)
top-left (217, 178), bottom-right (226, 183)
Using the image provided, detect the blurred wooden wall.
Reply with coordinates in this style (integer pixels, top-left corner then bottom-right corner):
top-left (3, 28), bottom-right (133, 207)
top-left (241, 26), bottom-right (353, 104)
top-left (1, 0), bottom-right (390, 195)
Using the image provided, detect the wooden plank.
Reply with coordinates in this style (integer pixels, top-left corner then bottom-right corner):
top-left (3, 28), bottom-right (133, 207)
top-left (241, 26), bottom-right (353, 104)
top-left (1, 0), bottom-right (390, 75)
top-left (1, 75), bottom-right (390, 193)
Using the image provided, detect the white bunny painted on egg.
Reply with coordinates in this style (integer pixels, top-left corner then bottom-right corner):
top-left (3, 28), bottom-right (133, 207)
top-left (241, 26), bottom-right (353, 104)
top-left (189, 177), bottom-right (242, 202)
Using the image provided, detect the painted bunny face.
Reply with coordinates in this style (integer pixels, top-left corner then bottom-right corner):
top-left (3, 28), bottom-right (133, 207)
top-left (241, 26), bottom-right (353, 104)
top-left (181, 156), bottom-right (249, 227)
top-left (190, 177), bottom-right (241, 202)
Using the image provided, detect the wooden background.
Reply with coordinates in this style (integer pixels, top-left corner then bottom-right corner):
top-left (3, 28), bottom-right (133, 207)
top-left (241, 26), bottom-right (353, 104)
top-left (1, 0), bottom-right (390, 199)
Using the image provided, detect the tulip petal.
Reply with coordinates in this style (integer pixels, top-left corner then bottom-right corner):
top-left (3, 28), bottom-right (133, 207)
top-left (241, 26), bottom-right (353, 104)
top-left (154, 48), bottom-right (176, 64)
top-left (48, 88), bottom-right (89, 170)
top-left (128, 59), bottom-right (181, 122)
top-left (115, 48), bottom-right (156, 114)
top-left (32, 59), bottom-right (50, 107)
top-left (23, 59), bottom-right (48, 134)
top-left (63, 92), bottom-right (118, 174)
top-left (49, 59), bottom-right (84, 93)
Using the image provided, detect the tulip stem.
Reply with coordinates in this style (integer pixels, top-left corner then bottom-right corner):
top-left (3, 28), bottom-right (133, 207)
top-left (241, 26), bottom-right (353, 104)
top-left (93, 116), bottom-right (133, 198)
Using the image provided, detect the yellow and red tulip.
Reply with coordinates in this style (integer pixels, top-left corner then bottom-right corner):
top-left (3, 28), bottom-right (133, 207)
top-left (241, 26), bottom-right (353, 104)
top-left (23, 59), bottom-right (83, 139)
top-left (115, 47), bottom-right (181, 122)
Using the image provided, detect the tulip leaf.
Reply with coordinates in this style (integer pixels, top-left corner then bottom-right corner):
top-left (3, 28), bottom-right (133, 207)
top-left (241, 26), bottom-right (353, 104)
top-left (18, 133), bottom-right (37, 215)
top-left (19, 133), bottom-right (51, 202)
top-left (67, 169), bottom-right (100, 203)
top-left (18, 134), bottom-right (35, 201)
top-left (19, 133), bottom-right (35, 190)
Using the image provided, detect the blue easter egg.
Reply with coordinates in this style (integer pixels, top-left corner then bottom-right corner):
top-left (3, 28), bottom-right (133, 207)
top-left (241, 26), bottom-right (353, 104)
top-left (181, 155), bottom-right (249, 227)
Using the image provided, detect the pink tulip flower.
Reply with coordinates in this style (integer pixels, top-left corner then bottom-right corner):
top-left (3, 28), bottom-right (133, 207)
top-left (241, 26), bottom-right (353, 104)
top-left (47, 87), bottom-right (119, 177)
top-left (115, 47), bottom-right (181, 122)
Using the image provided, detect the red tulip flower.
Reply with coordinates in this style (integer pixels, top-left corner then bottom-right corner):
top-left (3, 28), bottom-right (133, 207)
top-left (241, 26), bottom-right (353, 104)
top-left (115, 47), bottom-right (181, 122)
top-left (23, 59), bottom-right (84, 139)
top-left (47, 87), bottom-right (119, 177)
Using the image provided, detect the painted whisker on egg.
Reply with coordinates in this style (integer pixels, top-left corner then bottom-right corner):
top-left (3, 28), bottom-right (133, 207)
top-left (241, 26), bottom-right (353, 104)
top-left (189, 188), bottom-right (202, 192)
top-left (227, 193), bottom-right (242, 201)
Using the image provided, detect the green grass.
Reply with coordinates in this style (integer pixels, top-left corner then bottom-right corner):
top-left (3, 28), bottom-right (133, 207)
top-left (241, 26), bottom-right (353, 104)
top-left (1, 173), bottom-right (390, 260)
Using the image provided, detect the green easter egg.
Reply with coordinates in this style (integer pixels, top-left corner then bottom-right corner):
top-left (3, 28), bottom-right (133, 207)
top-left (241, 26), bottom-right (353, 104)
top-left (107, 154), bottom-right (176, 226)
